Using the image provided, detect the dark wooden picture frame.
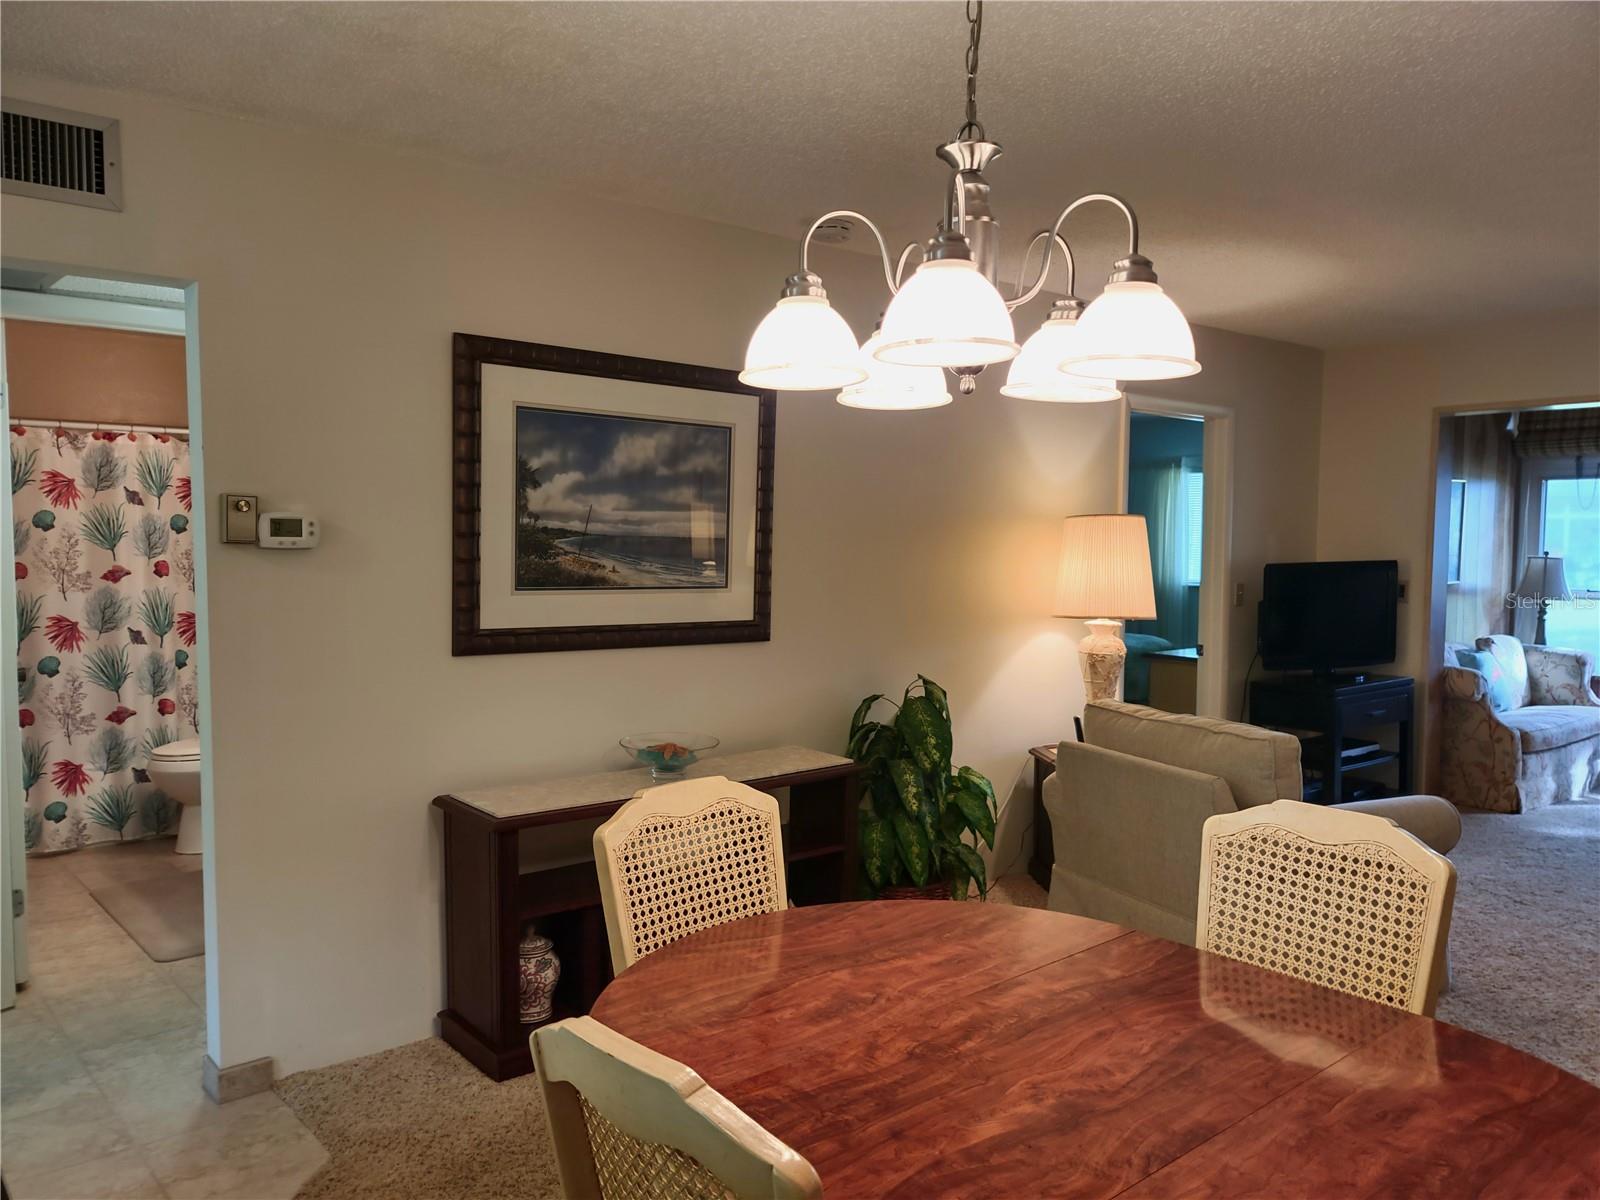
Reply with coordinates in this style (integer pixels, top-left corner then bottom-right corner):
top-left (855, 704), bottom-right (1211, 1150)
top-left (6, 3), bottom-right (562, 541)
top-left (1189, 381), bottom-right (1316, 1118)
top-left (451, 333), bottom-right (775, 655)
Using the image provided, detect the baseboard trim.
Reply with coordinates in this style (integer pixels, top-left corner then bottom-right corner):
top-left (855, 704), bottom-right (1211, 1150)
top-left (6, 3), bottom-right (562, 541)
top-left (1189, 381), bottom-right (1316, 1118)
top-left (202, 1054), bottom-right (275, 1103)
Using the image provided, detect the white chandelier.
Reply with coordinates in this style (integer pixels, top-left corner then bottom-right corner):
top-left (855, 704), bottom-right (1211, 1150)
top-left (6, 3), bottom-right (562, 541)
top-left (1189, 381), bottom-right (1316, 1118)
top-left (740, 1), bottom-right (1201, 409)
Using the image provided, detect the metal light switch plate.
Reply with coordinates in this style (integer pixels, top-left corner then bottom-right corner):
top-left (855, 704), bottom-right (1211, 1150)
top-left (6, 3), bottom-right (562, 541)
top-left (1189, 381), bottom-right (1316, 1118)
top-left (222, 494), bottom-right (258, 544)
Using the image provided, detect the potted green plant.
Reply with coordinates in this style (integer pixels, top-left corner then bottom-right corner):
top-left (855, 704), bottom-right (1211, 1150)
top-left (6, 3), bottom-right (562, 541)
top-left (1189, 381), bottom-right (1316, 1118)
top-left (847, 676), bottom-right (999, 899)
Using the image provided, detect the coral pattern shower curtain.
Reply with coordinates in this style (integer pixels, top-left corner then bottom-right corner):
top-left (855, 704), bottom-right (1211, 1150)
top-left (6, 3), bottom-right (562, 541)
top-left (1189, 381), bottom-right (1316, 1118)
top-left (9, 425), bottom-right (199, 855)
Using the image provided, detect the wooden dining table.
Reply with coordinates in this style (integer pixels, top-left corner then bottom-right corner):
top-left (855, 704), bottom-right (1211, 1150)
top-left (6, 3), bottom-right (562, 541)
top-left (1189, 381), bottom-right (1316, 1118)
top-left (589, 901), bottom-right (1600, 1198)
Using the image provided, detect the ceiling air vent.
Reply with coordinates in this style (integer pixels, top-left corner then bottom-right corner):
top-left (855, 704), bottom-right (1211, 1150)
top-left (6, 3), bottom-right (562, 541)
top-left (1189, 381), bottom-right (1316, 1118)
top-left (2, 98), bottom-right (122, 211)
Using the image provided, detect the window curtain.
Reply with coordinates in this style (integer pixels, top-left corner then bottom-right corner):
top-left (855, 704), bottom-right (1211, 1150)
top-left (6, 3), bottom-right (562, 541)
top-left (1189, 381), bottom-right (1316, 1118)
top-left (1128, 457), bottom-right (1189, 644)
top-left (9, 425), bottom-right (199, 856)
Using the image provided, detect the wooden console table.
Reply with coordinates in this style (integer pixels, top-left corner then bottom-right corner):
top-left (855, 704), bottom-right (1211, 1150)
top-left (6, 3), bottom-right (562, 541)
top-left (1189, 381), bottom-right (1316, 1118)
top-left (432, 746), bottom-right (861, 1080)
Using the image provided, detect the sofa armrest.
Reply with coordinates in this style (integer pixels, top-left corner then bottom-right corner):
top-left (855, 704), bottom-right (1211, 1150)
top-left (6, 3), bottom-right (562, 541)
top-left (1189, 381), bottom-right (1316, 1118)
top-left (1440, 664), bottom-right (1489, 706)
top-left (1524, 644), bottom-right (1600, 707)
top-left (1336, 794), bottom-right (1461, 855)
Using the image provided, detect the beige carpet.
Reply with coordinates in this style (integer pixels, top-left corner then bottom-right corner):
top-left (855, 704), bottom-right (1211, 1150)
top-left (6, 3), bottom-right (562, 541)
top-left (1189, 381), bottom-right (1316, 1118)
top-left (88, 870), bottom-right (204, 962)
top-left (1433, 800), bottom-right (1600, 1084)
top-left (279, 1036), bottom-right (561, 1200)
top-left (278, 811), bottom-right (1597, 1196)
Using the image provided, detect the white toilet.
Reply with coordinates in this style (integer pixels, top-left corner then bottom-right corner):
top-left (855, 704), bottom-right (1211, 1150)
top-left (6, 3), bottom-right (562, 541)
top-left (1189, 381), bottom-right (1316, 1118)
top-left (147, 738), bottom-right (203, 855)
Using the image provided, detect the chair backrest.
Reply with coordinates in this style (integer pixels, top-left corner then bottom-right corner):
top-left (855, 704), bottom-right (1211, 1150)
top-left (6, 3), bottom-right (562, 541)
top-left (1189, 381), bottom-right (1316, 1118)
top-left (1198, 800), bottom-right (1456, 1016)
top-left (594, 775), bottom-right (787, 974)
top-left (1085, 700), bottom-right (1301, 809)
top-left (533, 1016), bottom-right (822, 1200)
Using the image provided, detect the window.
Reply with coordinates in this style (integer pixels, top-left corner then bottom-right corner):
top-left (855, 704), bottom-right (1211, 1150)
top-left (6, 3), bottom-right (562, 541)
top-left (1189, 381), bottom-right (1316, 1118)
top-left (1447, 479), bottom-right (1466, 584)
top-left (1519, 459), bottom-right (1600, 660)
top-left (1182, 468), bottom-right (1204, 586)
top-left (1538, 474), bottom-right (1600, 657)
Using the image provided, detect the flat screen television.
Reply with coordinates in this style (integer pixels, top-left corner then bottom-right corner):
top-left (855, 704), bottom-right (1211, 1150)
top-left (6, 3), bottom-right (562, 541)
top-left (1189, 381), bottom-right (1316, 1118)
top-left (1259, 560), bottom-right (1399, 675)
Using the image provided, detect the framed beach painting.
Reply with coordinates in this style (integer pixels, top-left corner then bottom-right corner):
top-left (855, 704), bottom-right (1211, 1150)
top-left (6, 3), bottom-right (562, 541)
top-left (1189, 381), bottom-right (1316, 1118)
top-left (451, 334), bottom-right (775, 655)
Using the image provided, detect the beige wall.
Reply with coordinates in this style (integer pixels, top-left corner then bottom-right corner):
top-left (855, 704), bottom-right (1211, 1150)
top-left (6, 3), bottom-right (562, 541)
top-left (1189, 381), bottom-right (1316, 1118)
top-left (1, 75), bottom-right (1324, 1074)
top-left (1316, 308), bottom-right (1600, 782)
top-left (3, 318), bottom-right (189, 427)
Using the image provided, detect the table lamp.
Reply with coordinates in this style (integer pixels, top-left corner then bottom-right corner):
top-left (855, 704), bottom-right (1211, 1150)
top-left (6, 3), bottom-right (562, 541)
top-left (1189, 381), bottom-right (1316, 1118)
top-left (1516, 552), bottom-right (1571, 645)
top-left (1054, 514), bottom-right (1158, 702)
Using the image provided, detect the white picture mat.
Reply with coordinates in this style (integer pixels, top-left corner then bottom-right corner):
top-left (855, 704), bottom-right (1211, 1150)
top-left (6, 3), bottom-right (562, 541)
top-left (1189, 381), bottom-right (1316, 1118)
top-left (479, 364), bottom-right (758, 631)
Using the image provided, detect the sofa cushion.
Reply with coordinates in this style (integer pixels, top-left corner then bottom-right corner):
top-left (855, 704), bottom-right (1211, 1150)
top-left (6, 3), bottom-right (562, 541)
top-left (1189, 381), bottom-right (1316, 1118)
top-left (1083, 701), bottom-right (1301, 809)
top-left (1456, 648), bottom-right (1518, 712)
top-left (1475, 634), bottom-right (1531, 709)
top-left (1497, 705), bottom-right (1600, 753)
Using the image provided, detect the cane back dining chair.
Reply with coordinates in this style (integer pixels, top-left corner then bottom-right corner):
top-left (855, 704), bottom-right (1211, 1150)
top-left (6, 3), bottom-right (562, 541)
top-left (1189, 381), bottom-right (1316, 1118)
top-left (532, 1016), bottom-right (822, 1200)
top-left (1197, 799), bottom-right (1457, 1016)
top-left (593, 775), bottom-right (788, 975)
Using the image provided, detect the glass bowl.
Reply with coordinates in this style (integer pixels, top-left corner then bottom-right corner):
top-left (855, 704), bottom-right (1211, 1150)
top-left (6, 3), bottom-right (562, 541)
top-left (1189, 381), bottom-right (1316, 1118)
top-left (620, 732), bottom-right (720, 780)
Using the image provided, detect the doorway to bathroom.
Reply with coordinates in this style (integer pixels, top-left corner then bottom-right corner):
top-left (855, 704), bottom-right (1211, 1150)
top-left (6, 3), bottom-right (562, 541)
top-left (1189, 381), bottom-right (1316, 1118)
top-left (1, 269), bottom-right (211, 1054)
top-left (1119, 397), bottom-right (1233, 718)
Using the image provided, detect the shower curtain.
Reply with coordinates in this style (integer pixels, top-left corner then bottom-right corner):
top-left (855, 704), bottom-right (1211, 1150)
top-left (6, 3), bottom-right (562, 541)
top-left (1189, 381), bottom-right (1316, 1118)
top-left (9, 425), bottom-right (199, 855)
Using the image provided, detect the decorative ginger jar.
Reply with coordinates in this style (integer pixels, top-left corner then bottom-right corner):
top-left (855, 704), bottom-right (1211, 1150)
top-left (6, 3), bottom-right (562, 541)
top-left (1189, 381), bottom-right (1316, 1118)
top-left (518, 930), bottom-right (561, 1024)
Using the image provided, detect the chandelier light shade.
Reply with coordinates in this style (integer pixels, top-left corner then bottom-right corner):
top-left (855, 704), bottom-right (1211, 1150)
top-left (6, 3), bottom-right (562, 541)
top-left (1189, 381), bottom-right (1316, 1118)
top-left (1062, 281), bottom-right (1201, 381)
top-left (739, 294), bottom-right (867, 392)
top-left (741, 2), bottom-right (1202, 405)
top-left (838, 333), bottom-right (954, 410)
top-left (1001, 304), bottom-right (1122, 403)
top-left (875, 259), bottom-right (1019, 369)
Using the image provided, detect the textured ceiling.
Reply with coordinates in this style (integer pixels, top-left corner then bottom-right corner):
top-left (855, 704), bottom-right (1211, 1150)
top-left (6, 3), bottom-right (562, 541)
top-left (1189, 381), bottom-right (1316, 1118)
top-left (3, 1), bottom-right (1596, 347)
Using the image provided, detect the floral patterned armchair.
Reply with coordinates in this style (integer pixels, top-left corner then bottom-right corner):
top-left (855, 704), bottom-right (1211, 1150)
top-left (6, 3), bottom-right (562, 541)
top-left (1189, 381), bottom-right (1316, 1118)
top-left (1440, 635), bottom-right (1600, 813)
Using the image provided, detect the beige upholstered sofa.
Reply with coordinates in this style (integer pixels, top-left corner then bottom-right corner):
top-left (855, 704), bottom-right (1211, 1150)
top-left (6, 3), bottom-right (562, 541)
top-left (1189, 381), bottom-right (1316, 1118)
top-left (1041, 701), bottom-right (1462, 946)
top-left (1440, 634), bottom-right (1600, 813)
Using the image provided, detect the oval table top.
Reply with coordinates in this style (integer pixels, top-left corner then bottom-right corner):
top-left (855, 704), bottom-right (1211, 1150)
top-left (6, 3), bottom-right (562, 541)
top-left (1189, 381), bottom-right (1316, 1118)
top-left (591, 901), bottom-right (1600, 1199)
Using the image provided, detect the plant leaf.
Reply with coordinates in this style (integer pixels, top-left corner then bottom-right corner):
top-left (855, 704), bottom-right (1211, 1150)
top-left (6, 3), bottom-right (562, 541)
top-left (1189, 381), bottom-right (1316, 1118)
top-left (889, 809), bottom-right (931, 887)
top-left (953, 781), bottom-right (997, 849)
top-left (887, 757), bottom-right (924, 818)
top-left (859, 812), bottom-right (894, 890)
top-left (917, 675), bottom-right (950, 720)
top-left (957, 765), bottom-right (997, 810)
top-left (895, 694), bottom-right (952, 777)
top-left (848, 693), bottom-right (885, 743)
top-left (952, 841), bottom-right (988, 898)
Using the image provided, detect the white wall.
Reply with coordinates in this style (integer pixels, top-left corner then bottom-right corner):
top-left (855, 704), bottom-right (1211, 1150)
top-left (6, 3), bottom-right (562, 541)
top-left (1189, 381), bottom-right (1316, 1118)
top-left (1316, 308), bottom-right (1600, 780)
top-left (2, 75), bottom-right (1324, 1074)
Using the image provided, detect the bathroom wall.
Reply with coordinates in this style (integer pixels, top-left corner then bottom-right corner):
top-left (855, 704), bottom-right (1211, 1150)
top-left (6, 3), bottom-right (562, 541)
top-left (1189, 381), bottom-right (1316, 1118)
top-left (3, 318), bottom-right (188, 427)
top-left (1, 74), bottom-right (1325, 1074)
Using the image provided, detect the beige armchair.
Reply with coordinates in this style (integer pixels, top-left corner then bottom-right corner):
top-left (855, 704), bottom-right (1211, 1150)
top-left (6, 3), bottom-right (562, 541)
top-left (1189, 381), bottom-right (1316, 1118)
top-left (1440, 635), bottom-right (1600, 813)
top-left (1042, 701), bottom-right (1461, 946)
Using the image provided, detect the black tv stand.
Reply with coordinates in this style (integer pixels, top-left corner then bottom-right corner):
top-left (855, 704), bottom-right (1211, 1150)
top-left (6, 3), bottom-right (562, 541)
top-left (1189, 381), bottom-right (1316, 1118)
top-left (1248, 672), bottom-right (1413, 806)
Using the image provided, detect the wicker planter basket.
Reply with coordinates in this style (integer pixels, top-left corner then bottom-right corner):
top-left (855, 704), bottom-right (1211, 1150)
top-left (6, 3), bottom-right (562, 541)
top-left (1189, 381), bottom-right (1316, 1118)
top-left (877, 882), bottom-right (952, 901)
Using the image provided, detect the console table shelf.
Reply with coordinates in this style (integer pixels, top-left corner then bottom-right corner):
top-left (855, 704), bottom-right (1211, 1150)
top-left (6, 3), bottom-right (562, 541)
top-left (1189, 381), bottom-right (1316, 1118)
top-left (433, 746), bottom-right (861, 1080)
top-left (1249, 673), bottom-right (1415, 806)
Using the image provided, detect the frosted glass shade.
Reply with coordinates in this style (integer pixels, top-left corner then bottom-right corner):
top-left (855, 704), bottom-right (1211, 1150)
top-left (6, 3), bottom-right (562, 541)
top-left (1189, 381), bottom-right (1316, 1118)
top-left (1054, 514), bottom-right (1157, 619)
top-left (838, 334), bottom-right (953, 410)
top-left (875, 259), bottom-right (1019, 368)
top-left (1063, 282), bottom-right (1201, 381)
top-left (1001, 319), bottom-right (1123, 403)
top-left (739, 296), bottom-right (866, 391)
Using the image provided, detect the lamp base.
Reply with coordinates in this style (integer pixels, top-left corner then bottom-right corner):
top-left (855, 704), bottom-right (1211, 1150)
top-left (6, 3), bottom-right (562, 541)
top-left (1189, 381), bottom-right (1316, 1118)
top-left (1079, 618), bottom-right (1127, 702)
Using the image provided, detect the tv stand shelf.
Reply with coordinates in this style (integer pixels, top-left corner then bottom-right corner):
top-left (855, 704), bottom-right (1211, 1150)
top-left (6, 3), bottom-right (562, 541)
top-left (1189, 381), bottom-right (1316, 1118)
top-left (1249, 673), bottom-right (1413, 806)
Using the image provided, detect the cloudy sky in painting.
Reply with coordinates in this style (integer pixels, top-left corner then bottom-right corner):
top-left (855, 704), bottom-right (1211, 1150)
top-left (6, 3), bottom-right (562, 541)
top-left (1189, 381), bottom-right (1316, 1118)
top-left (514, 406), bottom-right (731, 537)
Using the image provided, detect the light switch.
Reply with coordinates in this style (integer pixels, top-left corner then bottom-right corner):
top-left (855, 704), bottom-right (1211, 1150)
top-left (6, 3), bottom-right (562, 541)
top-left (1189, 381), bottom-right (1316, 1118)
top-left (222, 494), bottom-right (258, 544)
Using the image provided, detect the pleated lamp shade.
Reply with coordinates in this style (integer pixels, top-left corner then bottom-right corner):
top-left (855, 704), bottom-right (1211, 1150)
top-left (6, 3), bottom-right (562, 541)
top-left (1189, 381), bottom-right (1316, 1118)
top-left (1054, 514), bottom-right (1157, 620)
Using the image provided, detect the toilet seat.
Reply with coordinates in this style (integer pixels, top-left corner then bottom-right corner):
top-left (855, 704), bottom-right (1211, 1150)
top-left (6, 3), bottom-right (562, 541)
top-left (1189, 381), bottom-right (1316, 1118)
top-left (150, 738), bottom-right (201, 764)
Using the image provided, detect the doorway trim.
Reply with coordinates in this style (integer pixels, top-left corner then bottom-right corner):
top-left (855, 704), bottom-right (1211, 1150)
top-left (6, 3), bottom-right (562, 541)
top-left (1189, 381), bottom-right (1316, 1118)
top-left (1117, 393), bottom-right (1236, 719)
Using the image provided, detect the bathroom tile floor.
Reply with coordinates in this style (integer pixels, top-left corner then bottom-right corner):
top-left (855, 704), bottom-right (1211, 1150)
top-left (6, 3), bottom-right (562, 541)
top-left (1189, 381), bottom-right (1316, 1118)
top-left (2, 841), bottom-right (328, 1200)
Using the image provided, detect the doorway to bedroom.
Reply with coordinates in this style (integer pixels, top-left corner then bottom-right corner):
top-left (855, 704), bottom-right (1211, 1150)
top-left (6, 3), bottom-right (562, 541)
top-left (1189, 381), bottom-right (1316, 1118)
top-left (1124, 411), bottom-right (1206, 713)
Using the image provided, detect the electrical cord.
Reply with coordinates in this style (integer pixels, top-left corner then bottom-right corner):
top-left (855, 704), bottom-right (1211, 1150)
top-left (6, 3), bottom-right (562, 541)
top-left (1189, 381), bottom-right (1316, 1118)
top-left (1239, 650), bottom-right (1260, 722)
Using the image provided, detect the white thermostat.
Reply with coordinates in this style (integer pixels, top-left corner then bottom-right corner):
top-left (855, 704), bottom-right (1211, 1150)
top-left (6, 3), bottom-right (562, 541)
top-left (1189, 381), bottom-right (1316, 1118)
top-left (257, 511), bottom-right (319, 549)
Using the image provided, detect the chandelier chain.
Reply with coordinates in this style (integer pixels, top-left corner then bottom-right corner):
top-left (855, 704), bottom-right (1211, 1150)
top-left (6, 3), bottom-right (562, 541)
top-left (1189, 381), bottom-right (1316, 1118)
top-left (959, 0), bottom-right (985, 141)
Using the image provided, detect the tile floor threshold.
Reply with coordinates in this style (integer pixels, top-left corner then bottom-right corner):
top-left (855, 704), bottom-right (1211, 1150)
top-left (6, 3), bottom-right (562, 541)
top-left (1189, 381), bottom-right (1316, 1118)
top-left (2, 840), bottom-right (327, 1200)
